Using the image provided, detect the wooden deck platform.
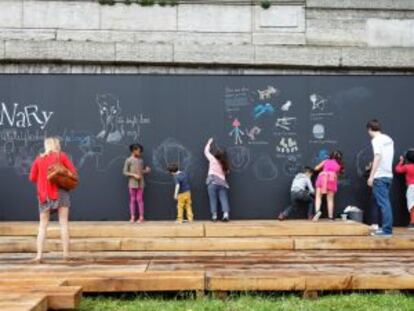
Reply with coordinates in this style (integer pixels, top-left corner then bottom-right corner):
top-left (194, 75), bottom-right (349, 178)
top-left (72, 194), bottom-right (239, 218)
top-left (1, 221), bottom-right (414, 310)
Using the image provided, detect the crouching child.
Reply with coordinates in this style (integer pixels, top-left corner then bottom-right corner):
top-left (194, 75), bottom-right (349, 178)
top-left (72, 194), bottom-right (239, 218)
top-left (278, 166), bottom-right (315, 220)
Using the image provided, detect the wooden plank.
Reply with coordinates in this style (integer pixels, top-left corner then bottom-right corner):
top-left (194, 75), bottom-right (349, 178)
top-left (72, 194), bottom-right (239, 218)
top-left (207, 271), bottom-right (306, 291)
top-left (0, 293), bottom-right (47, 311)
top-left (0, 279), bottom-right (67, 286)
top-left (295, 237), bottom-right (414, 250)
top-left (0, 221), bottom-right (204, 238)
top-left (0, 221), bottom-right (373, 238)
top-left (65, 271), bottom-right (205, 292)
top-left (0, 285), bottom-right (82, 310)
top-left (121, 237), bottom-right (293, 251)
top-left (204, 220), bottom-right (370, 237)
top-left (353, 274), bottom-right (414, 290)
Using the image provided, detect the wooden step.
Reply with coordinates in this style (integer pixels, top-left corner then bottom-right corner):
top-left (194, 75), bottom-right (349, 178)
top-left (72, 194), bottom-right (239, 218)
top-left (2, 235), bottom-right (414, 252)
top-left (1, 250), bottom-right (414, 293)
top-left (0, 221), bottom-right (369, 238)
top-left (0, 285), bottom-right (82, 310)
top-left (204, 220), bottom-right (370, 237)
top-left (0, 293), bottom-right (47, 311)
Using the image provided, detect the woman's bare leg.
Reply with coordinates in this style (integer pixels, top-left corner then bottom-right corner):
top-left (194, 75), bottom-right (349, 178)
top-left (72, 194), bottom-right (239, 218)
top-left (58, 207), bottom-right (70, 259)
top-left (314, 188), bottom-right (322, 213)
top-left (35, 210), bottom-right (50, 261)
top-left (327, 192), bottom-right (335, 219)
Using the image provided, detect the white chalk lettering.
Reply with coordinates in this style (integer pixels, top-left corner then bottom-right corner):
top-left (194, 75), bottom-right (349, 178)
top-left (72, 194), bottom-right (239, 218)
top-left (0, 102), bottom-right (54, 130)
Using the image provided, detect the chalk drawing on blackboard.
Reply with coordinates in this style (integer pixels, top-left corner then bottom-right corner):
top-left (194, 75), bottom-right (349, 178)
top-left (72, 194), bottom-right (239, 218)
top-left (312, 124), bottom-right (325, 140)
top-left (152, 138), bottom-right (192, 174)
top-left (356, 146), bottom-right (373, 178)
top-left (96, 94), bottom-right (124, 143)
top-left (95, 94), bottom-right (150, 144)
top-left (78, 136), bottom-right (104, 168)
top-left (252, 155), bottom-right (278, 181)
top-left (253, 103), bottom-right (274, 119)
top-left (313, 148), bottom-right (330, 165)
top-left (276, 137), bottom-right (299, 154)
top-left (281, 100), bottom-right (292, 112)
top-left (275, 117), bottom-right (297, 132)
top-left (229, 118), bottom-right (244, 145)
top-left (224, 86), bottom-right (252, 112)
top-left (0, 102), bottom-right (54, 130)
top-left (257, 86), bottom-right (278, 100)
top-left (246, 126), bottom-right (261, 141)
top-left (310, 94), bottom-right (328, 111)
top-left (227, 146), bottom-right (250, 172)
top-left (283, 155), bottom-right (303, 177)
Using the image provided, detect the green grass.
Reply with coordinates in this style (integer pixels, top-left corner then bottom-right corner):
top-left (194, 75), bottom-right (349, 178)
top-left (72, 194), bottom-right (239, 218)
top-left (78, 292), bottom-right (414, 311)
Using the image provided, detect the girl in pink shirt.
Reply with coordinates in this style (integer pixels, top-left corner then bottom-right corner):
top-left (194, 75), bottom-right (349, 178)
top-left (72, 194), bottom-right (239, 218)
top-left (313, 150), bottom-right (344, 221)
top-left (204, 138), bottom-right (231, 222)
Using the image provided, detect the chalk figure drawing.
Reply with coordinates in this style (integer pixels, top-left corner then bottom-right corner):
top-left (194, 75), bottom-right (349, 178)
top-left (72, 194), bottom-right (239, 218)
top-left (276, 138), bottom-right (299, 153)
top-left (281, 100), bottom-right (292, 112)
top-left (229, 118), bottom-right (244, 145)
top-left (152, 138), bottom-right (193, 174)
top-left (227, 146), bottom-right (250, 172)
top-left (257, 86), bottom-right (278, 100)
top-left (246, 126), bottom-right (261, 141)
top-left (253, 155), bottom-right (278, 181)
top-left (253, 103), bottom-right (274, 119)
top-left (310, 94), bottom-right (328, 111)
top-left (312, 124), bottom-right (325, 139)
top-left (275, 117), bottom-right (297, 131)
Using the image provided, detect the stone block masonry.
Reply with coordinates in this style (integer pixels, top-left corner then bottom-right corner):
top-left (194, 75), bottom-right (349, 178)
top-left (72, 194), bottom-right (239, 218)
top-left (0, 0), bottom-right (413, 72)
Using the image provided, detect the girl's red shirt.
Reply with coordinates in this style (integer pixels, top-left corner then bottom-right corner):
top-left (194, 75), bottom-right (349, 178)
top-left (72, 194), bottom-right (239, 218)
top-left (29, 152), bottom-right (77, 203)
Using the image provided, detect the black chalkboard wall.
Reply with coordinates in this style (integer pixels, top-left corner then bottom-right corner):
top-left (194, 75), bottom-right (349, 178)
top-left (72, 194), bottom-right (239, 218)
top-left (0, 75), bottom-right (412, 225)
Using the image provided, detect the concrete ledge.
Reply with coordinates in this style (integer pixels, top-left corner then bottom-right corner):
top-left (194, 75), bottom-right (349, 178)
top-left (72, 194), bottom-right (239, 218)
top-left (4, 40), bottom-right (115, 62)
top-left (307, 0), bottom-right (414, 10)
top-left (174, 44), bottom-right (255, 64)
top-left (341, 47), bottom-right (414, 68)
top-left (2, 39), bottom-right (414, 69)
top-left (0, 41), bottom-right (5, 60)
top-left (115, 43), bottom-right (174, 62)
top-left (255, 45), bottom-right (341, 67)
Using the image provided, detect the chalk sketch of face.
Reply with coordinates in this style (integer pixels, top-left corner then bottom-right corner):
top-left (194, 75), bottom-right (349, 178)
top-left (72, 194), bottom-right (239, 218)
top-left (312, 124), bottom-right (325, 140)
top-left (227, 146), bottom-right (250, 172)
top-left (152, 138), bottom-right (192, 174)
top-left (96, 94), bottom-right (123, 143)
top-left (252, 155), bottom-right (278, 181)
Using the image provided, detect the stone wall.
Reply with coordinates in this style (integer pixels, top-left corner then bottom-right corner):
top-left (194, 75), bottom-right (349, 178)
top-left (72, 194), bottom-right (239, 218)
top-left (0, 0), bottom-right (413, 73)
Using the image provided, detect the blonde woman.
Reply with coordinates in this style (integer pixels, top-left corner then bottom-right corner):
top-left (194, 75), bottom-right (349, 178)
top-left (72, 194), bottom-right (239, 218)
top-left (29, 137), bottom-right (77, 263)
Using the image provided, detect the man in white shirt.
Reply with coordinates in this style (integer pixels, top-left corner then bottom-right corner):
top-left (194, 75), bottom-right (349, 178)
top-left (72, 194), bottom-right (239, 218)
top-left (367, 119), bottom-right (394, 237)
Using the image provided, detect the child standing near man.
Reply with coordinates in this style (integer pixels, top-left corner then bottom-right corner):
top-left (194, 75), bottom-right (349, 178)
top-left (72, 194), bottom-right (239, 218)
top-left (168, 163), bottom-right (194, 223)
top-left (395, 149), bottom-right (414, 229)
top-left (123, 143), bottom-right (151, 223)
top-left (278, 166), bottom-right (315, 220)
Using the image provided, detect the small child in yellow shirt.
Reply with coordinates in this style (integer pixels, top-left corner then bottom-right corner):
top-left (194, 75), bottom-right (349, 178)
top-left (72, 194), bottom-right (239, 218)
top-left (167, 163), bottom-right (194, 223)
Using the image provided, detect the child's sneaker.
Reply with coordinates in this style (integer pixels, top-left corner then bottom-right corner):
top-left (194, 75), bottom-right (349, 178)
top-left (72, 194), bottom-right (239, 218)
top-left (175, 220), bottom-right (183, 224)
top-left (370, 224), bottom-right (379, 231)
top-left (138, 217), bottom-right (144, 224)
top-left (312, 211), bottom-right (322, 222)
top-left (211, 213), bottom-right (218, 222)
top-left (222, 212), bottom-right (230, 222)
top-left (408, 223), bottom-right (414, 230)
top-left (129, 217), bottom-right (135, 223)
top-left (277, 213), bottom-right (285, 221)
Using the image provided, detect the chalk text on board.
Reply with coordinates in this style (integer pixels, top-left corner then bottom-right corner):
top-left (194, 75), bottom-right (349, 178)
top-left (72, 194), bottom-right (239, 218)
top-left (0, 103), bottom-right (54, 130)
